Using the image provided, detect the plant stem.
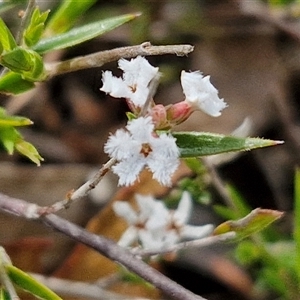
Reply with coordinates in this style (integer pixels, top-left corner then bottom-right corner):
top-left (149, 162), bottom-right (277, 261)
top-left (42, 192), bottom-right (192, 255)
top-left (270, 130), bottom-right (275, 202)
top-left (0, 193), bottom-right (206, 300)
top-left (46, 42), bottom-right (194, 78)
top-left (43, 214), bottom-right (206, 300)
top-left (38, 158), bottom-right (117, 215)
top-left (16, 0), bottom-right (36, 45)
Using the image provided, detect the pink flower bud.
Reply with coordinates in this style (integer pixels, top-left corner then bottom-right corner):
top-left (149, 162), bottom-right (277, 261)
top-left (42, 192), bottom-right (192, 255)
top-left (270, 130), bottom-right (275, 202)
top-left (166, 101), bottom-right (193, 126)
top-left (149, 104), bottom-right (169, 129)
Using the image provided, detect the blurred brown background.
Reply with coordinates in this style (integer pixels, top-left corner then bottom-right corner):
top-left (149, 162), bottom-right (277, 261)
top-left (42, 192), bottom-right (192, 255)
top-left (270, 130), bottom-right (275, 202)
top-left (1, 1), bottom-right (300, 299)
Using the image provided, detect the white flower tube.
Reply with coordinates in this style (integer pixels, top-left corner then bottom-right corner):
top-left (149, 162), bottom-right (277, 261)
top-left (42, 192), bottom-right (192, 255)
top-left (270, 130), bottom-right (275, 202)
top-left (181, 71), bottom-right (227, 117)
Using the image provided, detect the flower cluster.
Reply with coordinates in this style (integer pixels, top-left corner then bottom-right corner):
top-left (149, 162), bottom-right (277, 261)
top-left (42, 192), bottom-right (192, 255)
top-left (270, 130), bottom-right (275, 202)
top-left (104, 116), bottom-right (179, 186)
top-left (113, 192), bottom-right (214, 251)
top-left (101, 56), bottom-right (227, 186)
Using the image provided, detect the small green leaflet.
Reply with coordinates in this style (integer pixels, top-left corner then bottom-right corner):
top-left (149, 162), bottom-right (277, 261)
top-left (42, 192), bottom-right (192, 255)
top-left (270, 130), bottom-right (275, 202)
top-left (0, 18), bottom-right (17, 52)
top-left (14, 139), bottom-right (44, 166)
top-left (0, 47), bottom-right (45, 81)
top-left (0, 72), bottom-right (35, 95)
top-left (23, 7), bottom-right (50, 47)
top-left (0, 108), bottom-right (43, 165)
top-left (0, 107), bottom-right (32, 126)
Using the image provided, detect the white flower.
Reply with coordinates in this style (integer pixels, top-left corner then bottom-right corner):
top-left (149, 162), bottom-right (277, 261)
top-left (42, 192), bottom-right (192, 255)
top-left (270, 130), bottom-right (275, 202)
top-left (100, 56), bottom-right (159, 107)
top-left (181, 70), bottom-right (227, 117)
top-left (113, 192), bottom-right (214, 251)
top-left (168, 192), bottom-right (214, 241)
top-left (104, 116), bottom-right (179, 186)
top-left (113, 194), bottom-right (169, 248)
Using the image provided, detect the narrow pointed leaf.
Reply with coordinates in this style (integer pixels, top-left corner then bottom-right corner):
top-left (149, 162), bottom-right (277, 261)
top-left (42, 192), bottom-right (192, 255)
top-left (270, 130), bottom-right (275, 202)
top-left (0, 124), bottom-right (43, 165)
top-left (213, 208), bottom-right (284, 241)
top-left (45, 0), bottom-right (97, 34)
top-left (33, 13), bottom-right (139, 54)
top-left (15, 139), bottom-right (44, 166)
top-left (0, 72), bottom-right (35, 95)
top-left (0, 107), bottom-right (32, 126)
top-left (0, 18), bottom-right (17, 52)
top-left (173, 132), bottom-right (284, 157)
top-left (6, 265), bottom-right (62, 300)
top-left (23, 7), bottom-right (50, 47)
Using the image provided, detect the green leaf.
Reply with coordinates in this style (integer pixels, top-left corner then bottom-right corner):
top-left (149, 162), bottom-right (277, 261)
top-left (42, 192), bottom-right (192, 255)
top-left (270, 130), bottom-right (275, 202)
top-left (0, 111), bottom-right (43, 165)
top-left (0, 48), bottom-right (45, 81)
top-left (0, 289), bottom-right (10, 300)
top-left (1, 47), bottom-right (33, 71)
top-left (23, 7), bottom-right (50, 47)
top-left (213, 208), bottom-right (284, 241)
top-left (15, 139), bottom-right (44, 166)
top-left (0, 107), bottom-right (32, 126)
top-left (173, 132), bottom-right (284, 157)
top-left (33, 13), bottom-right (139, 54)
top-left (45, 0), bottom-right (97, 35)
top-left (0, 126), bottom-right (20, 154)
top-left (0, 72), bottom-right (35, 95)
top-left (0, 18), bottom-right (17, 52)
top-left (6, 265), bottom-right (62, 300)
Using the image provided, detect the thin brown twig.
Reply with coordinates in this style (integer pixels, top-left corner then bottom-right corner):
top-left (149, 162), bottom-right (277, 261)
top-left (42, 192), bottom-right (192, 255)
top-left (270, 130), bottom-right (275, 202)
top-left (37, 157), bottom-right (117, 215)
top-left (16, 0), bottom-right (36, 45)
top-left (0, 159), bottom-right (115, 218)
top-left (0, 192), bottom-right (206, 300)
top-left (45, 42), bottom-right (194, 78)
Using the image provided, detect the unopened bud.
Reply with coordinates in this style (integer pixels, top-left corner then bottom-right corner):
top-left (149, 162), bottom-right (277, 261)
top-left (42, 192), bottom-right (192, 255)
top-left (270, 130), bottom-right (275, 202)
top-left (166, 101), bottom-right (193, 126)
